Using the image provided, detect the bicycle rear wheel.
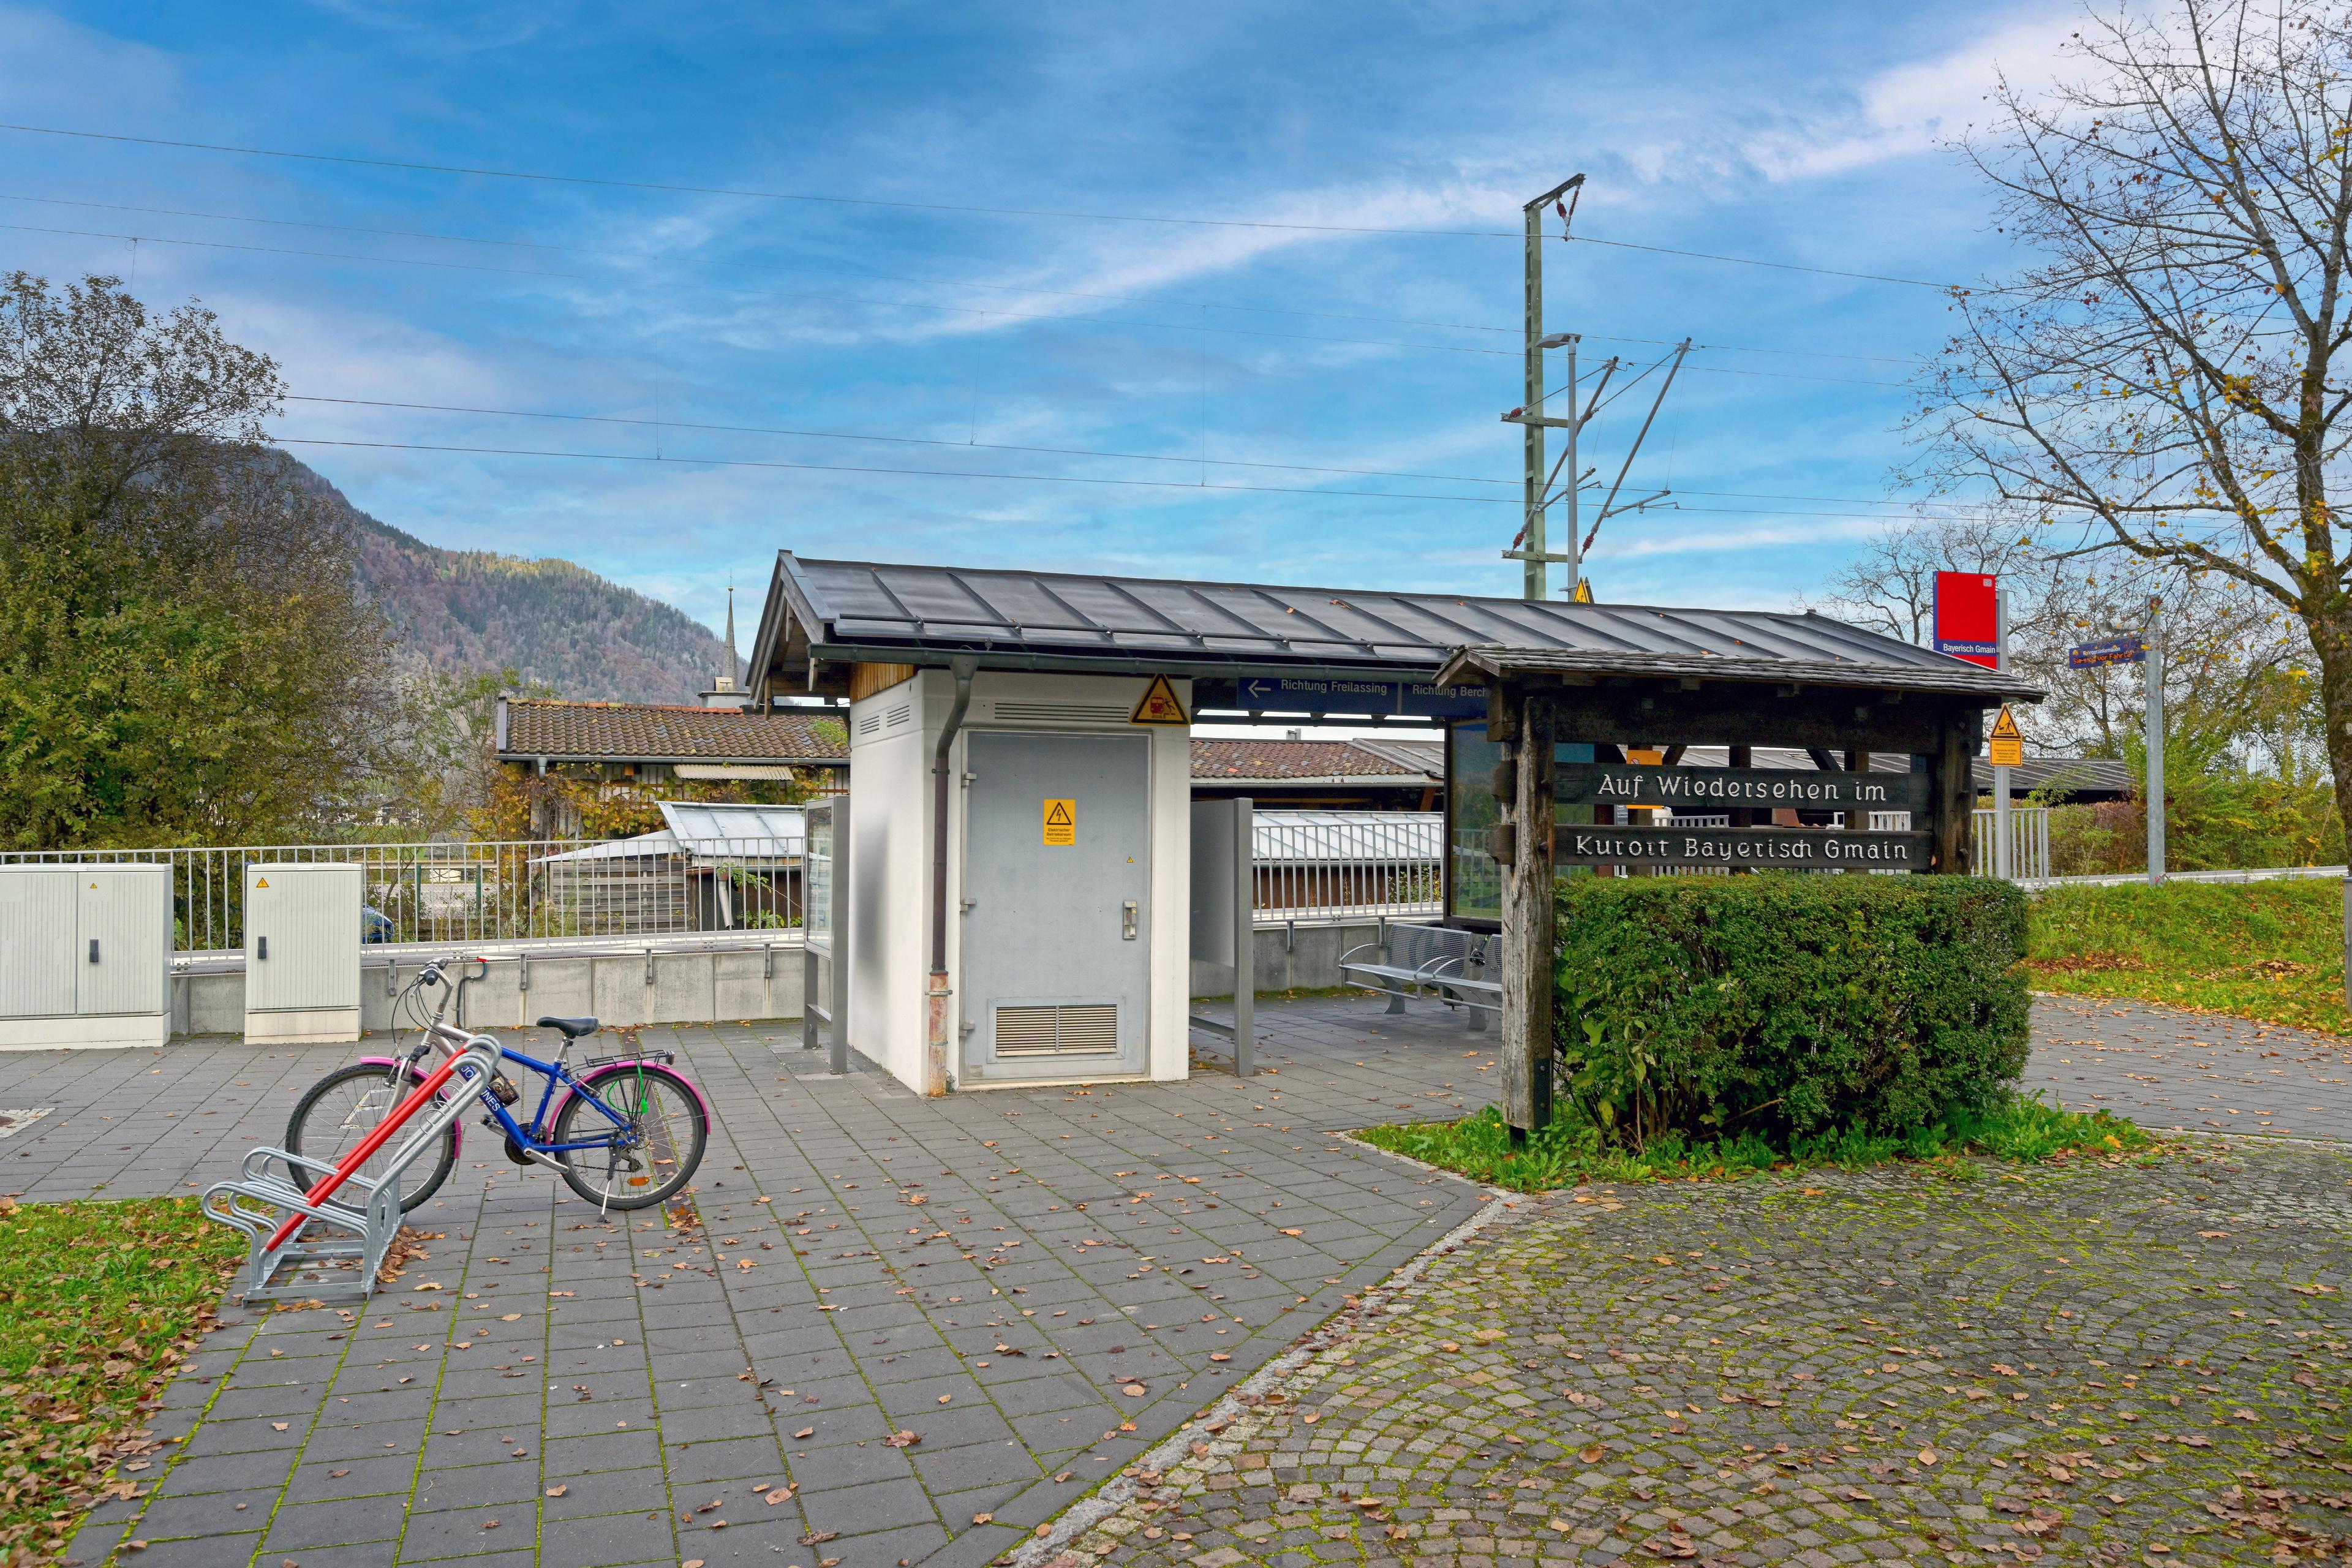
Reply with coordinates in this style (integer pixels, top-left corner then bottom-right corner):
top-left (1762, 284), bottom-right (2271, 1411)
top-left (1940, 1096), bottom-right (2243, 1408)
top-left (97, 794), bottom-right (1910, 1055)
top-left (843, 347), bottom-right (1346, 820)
top-left (285, 1062), bottom-right (460, 1213)
top-left (551, 1063), bottom-right (707, 1210)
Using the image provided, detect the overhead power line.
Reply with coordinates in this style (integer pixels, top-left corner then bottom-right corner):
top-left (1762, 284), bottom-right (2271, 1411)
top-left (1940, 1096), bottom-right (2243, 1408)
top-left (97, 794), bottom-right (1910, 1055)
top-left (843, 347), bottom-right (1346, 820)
top-left (0, 192), bottom-right (1940, 366)
top-left (0, 190), bottom-right (1937, 363)
top-left (7, 219), bottom-right (1925, 389)
top-left (281, 392), bottom-right (2013, 515)
top-left (2, 121), bottom-right (1966, 288)
top-left (273, 432), bottom-right (2005, 523)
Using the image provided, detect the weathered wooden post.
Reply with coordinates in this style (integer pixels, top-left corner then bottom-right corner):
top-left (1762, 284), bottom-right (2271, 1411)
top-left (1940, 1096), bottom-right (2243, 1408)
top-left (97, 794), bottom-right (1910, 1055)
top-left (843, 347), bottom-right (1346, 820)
top-left (1929, 713), bottom-right (1978, 873)
top-left (1492, 683), bottom-right (1558, 1140)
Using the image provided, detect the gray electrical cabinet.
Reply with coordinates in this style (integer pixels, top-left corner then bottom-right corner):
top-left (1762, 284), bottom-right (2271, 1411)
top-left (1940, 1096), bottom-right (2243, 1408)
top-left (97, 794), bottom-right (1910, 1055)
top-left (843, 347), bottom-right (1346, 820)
top-left (244, 863), bottom-right (362, 1043)
top-left (0, 864), bottom-right (172, 1050)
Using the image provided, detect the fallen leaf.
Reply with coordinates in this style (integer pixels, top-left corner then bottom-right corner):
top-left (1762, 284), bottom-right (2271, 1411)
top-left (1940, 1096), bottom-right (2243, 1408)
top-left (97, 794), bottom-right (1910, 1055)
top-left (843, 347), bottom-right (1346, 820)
top-left (793, 1426), bottom-right (815, 1439)
top-left (1121, 1383), bottom-right (1147, 1396)
top-left (884, 1430), bottom-right (921, 1448)
top-left (1579, 1444), bottom-right (1608, 1464)
top-left (1279, 1228), bottom-right (1302, 1236)
top-left (1917, 1447), bottom-right (1938, 1466)
top-left (546, 1485), bottom-right (566, 1498)
top-left (972, 1512), bottom-right (993, 1525)
top-left (1210, 1352), bottom-right (1231, 1362)
top-left (272, 1423), bottom-right (289, 1432)
top-left (499, 1313), bottom-right (520, 1321)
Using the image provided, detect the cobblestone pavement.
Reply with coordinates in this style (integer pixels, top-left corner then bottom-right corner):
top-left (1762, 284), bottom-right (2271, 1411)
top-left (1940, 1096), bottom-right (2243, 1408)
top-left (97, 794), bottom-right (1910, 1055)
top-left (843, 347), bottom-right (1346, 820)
top-left (10, 992), bottom-right (2352, 1568)
top-left (18, 998), bottom-right (1499, 1568)
top-left (2022, 996), bottom-right (2352, 1144)
top-left (1033, 1142), bottom-right (2352, 1568)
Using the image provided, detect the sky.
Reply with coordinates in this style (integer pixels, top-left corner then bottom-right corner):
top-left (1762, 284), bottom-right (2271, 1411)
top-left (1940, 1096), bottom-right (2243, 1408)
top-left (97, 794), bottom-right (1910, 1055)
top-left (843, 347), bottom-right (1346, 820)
top-left (1, 1), bottom-right (2085, 646)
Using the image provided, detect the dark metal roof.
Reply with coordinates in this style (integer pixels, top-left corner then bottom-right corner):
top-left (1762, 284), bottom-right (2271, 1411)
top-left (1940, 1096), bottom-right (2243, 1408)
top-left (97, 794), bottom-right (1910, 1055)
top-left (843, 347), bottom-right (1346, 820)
top-left (1439, 643), bottom-right (2041, 701)
top-left (750, 552), bottom-right (2043, 702)
top-left (1977, 755), bottom-right (2133, 798)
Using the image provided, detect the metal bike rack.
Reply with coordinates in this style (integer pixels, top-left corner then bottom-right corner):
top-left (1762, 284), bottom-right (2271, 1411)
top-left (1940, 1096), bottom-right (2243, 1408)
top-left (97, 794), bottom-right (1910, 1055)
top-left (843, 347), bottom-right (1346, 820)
top-left (201, 1036), bottom-right (499, 1302)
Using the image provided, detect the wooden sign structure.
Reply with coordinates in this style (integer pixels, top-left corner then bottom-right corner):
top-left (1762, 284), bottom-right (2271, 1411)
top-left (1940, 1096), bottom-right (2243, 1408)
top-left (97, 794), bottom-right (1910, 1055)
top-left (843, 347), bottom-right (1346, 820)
top-left (1553, 763), bottom-right (1929, 812)
top-left (1438, 642), bottom-right (2043, 1145)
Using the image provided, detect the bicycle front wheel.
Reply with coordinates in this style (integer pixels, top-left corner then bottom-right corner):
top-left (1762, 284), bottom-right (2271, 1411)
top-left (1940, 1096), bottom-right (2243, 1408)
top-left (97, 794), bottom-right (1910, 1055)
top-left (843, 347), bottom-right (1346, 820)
top-left (284, 1062), bottom-right (460, 1213)
top-left (551, 1063), bottom-right (707, 1210)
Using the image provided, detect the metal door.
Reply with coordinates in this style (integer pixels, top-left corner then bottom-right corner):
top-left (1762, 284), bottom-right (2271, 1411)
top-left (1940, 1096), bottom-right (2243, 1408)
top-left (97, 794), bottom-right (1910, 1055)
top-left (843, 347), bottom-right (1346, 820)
top-left (963, 731), bottom-right (1150, 1080)
top-left (77, 868), bottom-right (169, 1016)
top-left (246, 865), bottom-right (362, 1012)
top-left (0, 870), bottom-right (77, 1018)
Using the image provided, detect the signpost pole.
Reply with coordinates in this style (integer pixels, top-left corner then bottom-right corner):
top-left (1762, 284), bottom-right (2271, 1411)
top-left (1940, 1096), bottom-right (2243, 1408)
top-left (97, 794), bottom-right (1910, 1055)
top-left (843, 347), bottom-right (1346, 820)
top-left (1993, 586), bottom-right (2013, 881)
top-left (2146, 600), bottom-right (2165, 886)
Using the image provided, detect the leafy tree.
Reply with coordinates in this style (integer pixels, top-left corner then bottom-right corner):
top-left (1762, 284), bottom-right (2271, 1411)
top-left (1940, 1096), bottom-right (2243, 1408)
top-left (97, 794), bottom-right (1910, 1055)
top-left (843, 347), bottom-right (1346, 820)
top-left (373, 667), bottom-right (557, 840)
top-left (1909, 0), bottom-right (2352, 856)
top-left (0, 273), bottom-right (393, 847)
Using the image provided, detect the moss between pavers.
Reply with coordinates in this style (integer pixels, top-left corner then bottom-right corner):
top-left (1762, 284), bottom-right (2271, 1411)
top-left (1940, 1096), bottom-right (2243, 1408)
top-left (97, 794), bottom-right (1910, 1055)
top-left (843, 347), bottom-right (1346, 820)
top-left (1039, 1142), bottom-right (2352, 1566)
top-left (0, 1196), bottom-right (243, 1562)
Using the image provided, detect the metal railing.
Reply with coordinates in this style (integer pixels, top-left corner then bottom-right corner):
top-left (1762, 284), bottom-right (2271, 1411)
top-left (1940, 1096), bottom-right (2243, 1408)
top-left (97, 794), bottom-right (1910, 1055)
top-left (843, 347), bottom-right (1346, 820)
top-left (2, 836), bottom-right (804, 954)
top-left (1971, 806), bottom-right (2052, 881)
top-left (1252, 811), bottom-right (1443, 924)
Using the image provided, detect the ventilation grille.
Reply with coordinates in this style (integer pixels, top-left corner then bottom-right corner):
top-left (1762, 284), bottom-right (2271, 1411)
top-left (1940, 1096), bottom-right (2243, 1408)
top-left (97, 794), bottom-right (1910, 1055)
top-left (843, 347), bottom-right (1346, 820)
top-left (994, 1003), bottom-right (1119, 1057)
top-left (990, 701), bottom-right (1133, 724)
top-left (856, 703), bottom-right (916, 737)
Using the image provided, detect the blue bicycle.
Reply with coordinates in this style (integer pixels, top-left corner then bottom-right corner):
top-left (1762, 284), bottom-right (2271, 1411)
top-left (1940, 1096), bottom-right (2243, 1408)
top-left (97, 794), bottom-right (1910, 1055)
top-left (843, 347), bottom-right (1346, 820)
top-left (285, 956), bottom-right (709, 1212)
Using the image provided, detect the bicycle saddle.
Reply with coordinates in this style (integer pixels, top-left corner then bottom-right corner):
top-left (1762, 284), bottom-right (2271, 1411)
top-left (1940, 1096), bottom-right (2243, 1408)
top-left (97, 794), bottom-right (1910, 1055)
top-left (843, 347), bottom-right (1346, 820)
top-left (537, 1016), bottom-right (600, 1039)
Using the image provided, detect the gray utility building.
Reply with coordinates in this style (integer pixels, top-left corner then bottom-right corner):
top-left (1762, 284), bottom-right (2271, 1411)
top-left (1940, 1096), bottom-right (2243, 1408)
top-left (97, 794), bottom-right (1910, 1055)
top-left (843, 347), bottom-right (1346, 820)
top-left (745, 552), bottom-right (2036, 1099)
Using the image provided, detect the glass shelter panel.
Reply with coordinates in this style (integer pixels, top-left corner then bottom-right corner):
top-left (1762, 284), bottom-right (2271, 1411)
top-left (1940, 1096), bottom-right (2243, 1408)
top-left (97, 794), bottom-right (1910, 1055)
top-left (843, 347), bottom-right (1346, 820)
top-left (1445, 724), bottom-right (1595, 924)
top-left (805, 802), bottom-right (835, 952)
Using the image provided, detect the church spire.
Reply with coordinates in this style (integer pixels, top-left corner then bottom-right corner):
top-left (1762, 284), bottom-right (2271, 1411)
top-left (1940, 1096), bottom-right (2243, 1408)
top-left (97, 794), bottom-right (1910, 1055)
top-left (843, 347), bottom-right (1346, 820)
top-left (700, 576), bottom-right (753, 708)
top-left (723, 578), bottom-right (739, 685)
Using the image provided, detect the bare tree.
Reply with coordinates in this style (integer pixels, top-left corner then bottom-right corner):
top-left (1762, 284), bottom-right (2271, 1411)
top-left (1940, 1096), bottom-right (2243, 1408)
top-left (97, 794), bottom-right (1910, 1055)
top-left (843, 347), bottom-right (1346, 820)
top-left (1804, 513), bottom-right (2033, 644)
top-left (1912, 0), bottom-right (2352, 840)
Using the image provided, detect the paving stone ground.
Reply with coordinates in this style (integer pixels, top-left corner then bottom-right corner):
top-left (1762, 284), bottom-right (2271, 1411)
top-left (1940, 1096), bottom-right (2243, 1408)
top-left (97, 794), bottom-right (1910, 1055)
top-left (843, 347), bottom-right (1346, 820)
top-left (2020, 995), bottom-right (2352, 1145)
top-left (9, 997), bottom-right (1501, 1568)
top-left (1035, 1142), bottom-right (2352, 1568)
top-left (6, 992), bottom-right (2352, 1567)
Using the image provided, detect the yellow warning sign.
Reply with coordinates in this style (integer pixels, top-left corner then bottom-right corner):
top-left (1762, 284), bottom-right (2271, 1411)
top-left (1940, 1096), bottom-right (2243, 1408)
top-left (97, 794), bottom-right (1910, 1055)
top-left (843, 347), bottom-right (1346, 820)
top-left (1042, 799), bottom-right (1076, 846)
top-left (1572, 578), bottom-right (1594, 604)
top-left (1130, 674), bottom-right (1189, 726)
top-left (255, 876), bottom-right (270, 889)
top-left (1988, 704), bottom-right (2024, 769)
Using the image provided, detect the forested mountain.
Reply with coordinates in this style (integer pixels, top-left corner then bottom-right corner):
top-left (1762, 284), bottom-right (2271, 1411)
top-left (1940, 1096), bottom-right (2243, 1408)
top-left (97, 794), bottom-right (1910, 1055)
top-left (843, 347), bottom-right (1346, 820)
top-left (294, 462), bottom-right (737, 703)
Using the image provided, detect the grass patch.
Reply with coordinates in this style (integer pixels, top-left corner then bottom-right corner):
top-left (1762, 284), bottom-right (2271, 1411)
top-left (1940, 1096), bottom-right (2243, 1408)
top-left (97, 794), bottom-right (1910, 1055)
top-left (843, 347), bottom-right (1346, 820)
top-left (1355, 1091), bottom-right (2154, 1193)
top-left (0, 1196), bottom-right (241, 1561)
top-left (2026, 878), bottom-right (2349, 1035)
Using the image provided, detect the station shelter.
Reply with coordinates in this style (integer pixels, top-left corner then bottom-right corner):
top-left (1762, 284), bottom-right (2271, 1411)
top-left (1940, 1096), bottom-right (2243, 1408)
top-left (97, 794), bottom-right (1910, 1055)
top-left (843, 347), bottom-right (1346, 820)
top-left (745, 552), bottom-right (2040, 1099)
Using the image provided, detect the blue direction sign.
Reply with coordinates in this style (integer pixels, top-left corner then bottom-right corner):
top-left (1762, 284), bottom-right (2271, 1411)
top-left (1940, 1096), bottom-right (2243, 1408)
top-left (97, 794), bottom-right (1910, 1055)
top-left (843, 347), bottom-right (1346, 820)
top-left (1192, 676), bottom-right (1488, 718)
top-left (2068, 635), bottom-right (2146, 669)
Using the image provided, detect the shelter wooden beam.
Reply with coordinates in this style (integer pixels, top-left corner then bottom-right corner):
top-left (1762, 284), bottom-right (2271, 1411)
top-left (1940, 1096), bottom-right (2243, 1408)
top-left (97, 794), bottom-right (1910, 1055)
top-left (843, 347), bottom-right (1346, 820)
top-left (1930, 710), bottom-right (1980, 873)
top-left (1532, 684), bottom-right (1952, 754)
top-left (1499, 685), bottom-right (1557, 1136)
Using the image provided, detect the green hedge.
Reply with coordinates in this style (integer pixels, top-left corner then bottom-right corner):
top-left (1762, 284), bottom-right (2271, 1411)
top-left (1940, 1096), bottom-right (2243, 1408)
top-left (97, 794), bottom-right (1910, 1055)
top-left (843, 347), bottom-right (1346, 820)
top-left (1553, 874), bottom-right (2030, 1146)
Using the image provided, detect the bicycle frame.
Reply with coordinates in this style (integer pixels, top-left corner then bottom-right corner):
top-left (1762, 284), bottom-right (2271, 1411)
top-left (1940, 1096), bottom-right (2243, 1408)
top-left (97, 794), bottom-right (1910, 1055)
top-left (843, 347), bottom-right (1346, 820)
top-left (373, 1019), bottom-right (648, 1157)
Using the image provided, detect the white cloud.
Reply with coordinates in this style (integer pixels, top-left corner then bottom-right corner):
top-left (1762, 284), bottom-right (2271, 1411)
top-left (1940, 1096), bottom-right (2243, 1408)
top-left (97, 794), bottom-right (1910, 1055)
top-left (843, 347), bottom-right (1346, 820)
top-left (1743, 13), bottom-right (2081, 182)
